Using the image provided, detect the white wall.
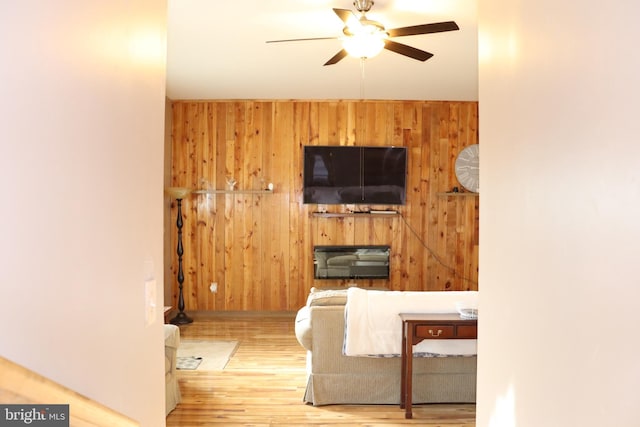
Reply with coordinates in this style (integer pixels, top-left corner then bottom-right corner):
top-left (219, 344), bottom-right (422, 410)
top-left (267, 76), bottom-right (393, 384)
top-left (477, 1), bottom-right (640, 426)
top-left (0, 1), bottom-right (167, 426)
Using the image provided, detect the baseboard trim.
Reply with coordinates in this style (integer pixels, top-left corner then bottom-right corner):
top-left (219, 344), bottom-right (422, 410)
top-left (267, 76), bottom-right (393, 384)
top-left (183, 310), bottom-right (297, 319)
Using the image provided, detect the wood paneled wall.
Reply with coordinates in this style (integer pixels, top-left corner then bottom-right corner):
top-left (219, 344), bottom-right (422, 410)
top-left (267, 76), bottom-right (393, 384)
top-left (169, 100), bottom-right (478, 311)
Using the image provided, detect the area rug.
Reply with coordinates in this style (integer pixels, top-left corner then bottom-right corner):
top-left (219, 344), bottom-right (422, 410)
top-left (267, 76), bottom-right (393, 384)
top-left (176, 340), bottom-right (239, 371)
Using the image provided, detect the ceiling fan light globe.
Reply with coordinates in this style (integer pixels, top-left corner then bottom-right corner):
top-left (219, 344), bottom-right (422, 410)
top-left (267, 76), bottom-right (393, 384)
top-left (342, 31), bottom-right (386, 59)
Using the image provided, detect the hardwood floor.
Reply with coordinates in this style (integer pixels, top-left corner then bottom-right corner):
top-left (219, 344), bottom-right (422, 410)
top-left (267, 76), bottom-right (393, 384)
top-left (165, 313), bottom-right (476, 427)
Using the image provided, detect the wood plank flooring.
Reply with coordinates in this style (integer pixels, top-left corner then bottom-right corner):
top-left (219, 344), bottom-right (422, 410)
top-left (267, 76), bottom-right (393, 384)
top-left (165, 313), bottom-right (476, 427)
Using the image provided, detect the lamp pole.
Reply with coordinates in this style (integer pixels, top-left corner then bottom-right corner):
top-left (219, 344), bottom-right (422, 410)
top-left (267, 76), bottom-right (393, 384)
top-left (167, 187), bottom-right (193, 325)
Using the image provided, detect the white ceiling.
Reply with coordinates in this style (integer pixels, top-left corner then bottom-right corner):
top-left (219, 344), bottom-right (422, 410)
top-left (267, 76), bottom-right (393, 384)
top-left (166, 0), bottom-right (478, 101)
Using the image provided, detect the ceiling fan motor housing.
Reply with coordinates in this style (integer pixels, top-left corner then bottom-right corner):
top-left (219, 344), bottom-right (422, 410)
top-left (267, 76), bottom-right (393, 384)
top-left (353, 0), bottom-right (374, 13)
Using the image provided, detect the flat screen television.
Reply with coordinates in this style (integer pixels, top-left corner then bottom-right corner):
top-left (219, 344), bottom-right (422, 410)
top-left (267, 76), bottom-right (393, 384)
top-left (313, 245), bottom-right (390, 279)
top-left (303, 146), bottom-right (407, 205)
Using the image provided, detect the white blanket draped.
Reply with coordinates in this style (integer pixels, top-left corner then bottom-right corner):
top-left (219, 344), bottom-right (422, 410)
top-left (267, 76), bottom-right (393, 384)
top-left (343, 288), bottom-right (478, 357)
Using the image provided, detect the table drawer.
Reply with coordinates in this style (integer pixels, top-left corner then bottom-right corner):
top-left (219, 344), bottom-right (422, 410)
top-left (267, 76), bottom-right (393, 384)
top-left (457, 325), bottom-right (478, 338)
top-left (415, 325), bottom-right (455, 339)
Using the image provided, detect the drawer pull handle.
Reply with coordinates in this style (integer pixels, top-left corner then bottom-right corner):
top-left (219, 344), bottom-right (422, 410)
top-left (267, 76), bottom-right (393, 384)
top-left (428, 329), bottom-right (443, 337)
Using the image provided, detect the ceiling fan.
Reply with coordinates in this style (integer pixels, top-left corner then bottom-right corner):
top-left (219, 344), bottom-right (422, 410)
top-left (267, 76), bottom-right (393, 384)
top-left (266, 0), bottom-right (459, 66)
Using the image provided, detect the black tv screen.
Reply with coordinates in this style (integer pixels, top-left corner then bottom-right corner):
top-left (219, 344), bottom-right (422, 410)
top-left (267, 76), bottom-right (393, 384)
top-left (303, 146), bottom-right (407, 205)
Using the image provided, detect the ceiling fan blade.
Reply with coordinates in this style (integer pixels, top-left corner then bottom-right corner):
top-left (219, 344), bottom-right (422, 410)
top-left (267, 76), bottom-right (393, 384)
top-left (324, 49), bottom-right (348, 66)
top-left (387, 21), bottom-right (459, 38)
top-left (333, 8), bottom-right (357, 25)
top-left (383, 40), bottom-right (433, 62)
top-left (266, 36), bottom-right (337, 43)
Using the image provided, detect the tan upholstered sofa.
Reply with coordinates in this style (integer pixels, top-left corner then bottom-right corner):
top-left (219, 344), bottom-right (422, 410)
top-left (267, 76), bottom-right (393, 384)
top-left (294, 288), bottom-right (477, 406)
top-left (164, 324), bottom-right (181, 415)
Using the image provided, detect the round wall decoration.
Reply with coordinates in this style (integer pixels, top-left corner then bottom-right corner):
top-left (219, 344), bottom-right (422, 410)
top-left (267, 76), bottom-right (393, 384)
top-left (454, 144), bottom-right (479, 193)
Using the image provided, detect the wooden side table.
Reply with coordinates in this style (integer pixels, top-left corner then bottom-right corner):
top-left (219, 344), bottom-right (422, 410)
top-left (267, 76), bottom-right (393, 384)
top-left (399, 313), bottom-right (477, 419)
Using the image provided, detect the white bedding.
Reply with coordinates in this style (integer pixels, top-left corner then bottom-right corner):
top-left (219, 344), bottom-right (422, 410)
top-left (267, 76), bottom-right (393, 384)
top-left (343, 287), bottom-right (478, 357)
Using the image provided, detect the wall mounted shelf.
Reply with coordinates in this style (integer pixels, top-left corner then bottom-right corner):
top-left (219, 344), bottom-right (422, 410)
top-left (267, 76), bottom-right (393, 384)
top-left (437, 192), bottom-right (479, 197)
top-left (193, 189), bottom-right (273, 195)
top-left (311, 212), bottom-right (399, 218)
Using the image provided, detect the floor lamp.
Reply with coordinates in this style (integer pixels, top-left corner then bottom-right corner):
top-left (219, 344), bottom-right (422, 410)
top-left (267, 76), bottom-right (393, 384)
top-left (166, 187), bottom-right (193, 325)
